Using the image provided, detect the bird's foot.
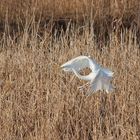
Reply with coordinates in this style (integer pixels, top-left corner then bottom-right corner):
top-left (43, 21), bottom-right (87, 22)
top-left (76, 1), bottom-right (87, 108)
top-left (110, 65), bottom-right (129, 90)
top-left (78, 83), bottom-right (90, 93)
top-left (78, 85), bottom-right (85, 91)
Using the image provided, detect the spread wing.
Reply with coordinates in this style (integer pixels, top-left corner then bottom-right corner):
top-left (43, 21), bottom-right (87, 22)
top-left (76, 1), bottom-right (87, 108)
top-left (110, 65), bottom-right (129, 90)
top-left (61, 56), bottom-right (90, 72)
top-left (86, 69), bottom-right (114, 95)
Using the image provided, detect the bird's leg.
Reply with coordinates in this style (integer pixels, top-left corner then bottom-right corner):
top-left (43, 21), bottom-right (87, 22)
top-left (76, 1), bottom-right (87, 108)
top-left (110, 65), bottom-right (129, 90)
top-left (78, 82), bottom-right (89, 90)
top-left (86, 87), bottom-right (94, 96)
top-left (69, 75), bottom-right (75, 83)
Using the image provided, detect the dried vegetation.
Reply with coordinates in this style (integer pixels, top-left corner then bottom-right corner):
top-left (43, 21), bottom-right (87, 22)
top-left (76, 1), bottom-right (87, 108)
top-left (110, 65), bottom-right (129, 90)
top-left (0, 0), bottom-right (140, 140)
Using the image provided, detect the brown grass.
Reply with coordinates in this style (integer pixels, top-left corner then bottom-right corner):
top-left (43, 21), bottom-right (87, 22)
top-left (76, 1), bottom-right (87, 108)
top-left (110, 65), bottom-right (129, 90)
top-left (0, 0), bottom-right (140, 20)
top-left (0, 0), bottom-right (140, 140)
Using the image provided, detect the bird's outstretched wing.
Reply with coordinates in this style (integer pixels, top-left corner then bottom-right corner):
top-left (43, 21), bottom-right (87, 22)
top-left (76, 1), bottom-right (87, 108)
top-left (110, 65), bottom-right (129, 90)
top-left (61, 56), bottom-right (90, 72)
top-left (87, 70), bottom-right (114, 95)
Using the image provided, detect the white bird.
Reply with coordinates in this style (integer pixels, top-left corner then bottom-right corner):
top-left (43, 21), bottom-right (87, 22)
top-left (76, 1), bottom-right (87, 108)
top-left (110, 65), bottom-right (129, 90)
top-left (61, 55), bottom-right (114, 95)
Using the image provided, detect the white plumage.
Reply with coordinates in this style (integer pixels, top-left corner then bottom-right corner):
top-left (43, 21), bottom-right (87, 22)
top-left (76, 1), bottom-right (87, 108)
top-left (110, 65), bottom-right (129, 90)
top-left (61, 55), bottom-right (114, 95)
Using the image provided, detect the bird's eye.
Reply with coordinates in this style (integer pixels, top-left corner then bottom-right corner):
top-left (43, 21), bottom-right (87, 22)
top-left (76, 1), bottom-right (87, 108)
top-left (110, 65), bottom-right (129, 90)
top-left (79, 67), bottom-right (92, 76)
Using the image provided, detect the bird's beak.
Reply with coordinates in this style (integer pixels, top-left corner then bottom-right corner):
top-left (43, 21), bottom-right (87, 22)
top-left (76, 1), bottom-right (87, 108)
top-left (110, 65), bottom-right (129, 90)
top-left (60, 65), bottom-right (68, 71)
top-left (60, 65), bottom-right (66, 69)
top-left (60, 65), bottom-right (73, 72)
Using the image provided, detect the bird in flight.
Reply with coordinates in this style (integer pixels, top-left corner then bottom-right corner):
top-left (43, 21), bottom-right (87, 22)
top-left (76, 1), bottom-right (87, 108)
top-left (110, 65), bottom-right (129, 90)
top-left (61, 55), bottom-right (114, 95)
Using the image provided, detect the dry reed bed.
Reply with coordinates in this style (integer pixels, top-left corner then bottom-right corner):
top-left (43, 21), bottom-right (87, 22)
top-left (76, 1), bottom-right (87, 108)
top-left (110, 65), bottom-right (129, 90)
top-left (0, 0), bottom-right (140, 34)
top-left (0, 25), bottom-right (140, 139)
top-left (0, 0), bottom-right (140, 20)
